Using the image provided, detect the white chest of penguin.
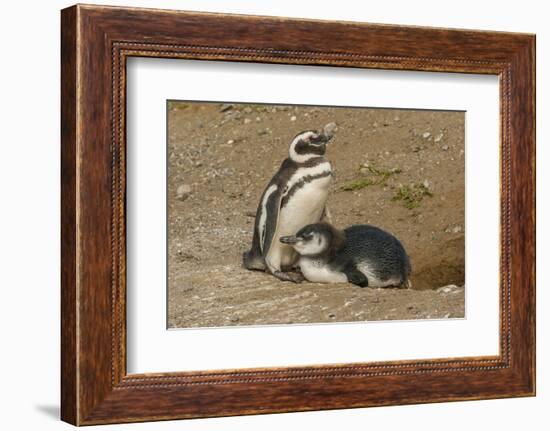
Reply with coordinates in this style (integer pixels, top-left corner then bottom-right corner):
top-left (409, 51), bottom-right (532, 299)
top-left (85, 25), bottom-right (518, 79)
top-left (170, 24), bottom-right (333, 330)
top-left (299, 258), bottom-right (348, 283)
top-left (277, 162), bottom-right (333, 237)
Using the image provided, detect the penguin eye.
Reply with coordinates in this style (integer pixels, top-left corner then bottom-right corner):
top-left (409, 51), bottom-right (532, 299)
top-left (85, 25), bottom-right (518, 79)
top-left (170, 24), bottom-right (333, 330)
top-left (309, 135), bottom-right (321, 145)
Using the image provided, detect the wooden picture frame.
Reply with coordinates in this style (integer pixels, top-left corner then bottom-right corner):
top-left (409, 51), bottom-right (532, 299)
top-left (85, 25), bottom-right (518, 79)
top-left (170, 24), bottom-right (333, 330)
top-left (61, 4), bottom-right (535, 425)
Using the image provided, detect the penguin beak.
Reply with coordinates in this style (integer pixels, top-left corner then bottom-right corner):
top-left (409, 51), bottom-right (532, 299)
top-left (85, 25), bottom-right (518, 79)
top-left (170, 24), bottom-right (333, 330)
top-left (280, 235), bottom-right (299, 244)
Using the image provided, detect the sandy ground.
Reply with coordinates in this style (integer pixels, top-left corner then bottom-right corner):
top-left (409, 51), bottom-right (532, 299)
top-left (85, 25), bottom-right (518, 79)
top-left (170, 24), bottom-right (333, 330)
top-left (167, 101), bottom-right (465, 328)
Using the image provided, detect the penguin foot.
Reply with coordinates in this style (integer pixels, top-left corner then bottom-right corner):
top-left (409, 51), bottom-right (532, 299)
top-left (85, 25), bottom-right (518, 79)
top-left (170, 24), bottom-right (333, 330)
top-left (342, 262), bottom-right (369, 287)
top-left (243, 251), bottom-right (267, 271)
top-left (344, 268), bottom-right (369, 288)
top-left (273, 270), bottom-right (305, 284)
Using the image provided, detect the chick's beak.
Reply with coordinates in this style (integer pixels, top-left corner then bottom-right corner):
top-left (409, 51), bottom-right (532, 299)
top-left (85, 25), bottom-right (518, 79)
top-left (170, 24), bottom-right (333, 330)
top-left (280, 235), bottom-right (299, 244)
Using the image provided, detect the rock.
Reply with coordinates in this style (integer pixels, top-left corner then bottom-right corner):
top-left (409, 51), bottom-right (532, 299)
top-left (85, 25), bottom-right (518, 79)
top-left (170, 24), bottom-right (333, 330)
top-left (219, 103), bottom-right (233, 112)
top-left (176, 184), bottom-right (191, 201)
top-left (437, 284), bottom-right (462, 294)
top-left (244, 118), bottom-right (252, 124)
top-left (422, 132), bottom-right (431, 139)
top-left (243, 107), bottom-right (253, 114)
top-left (394, 116), bottom-right (400, 122)
top-left (290, 115), bottom-right (297, 122)
top-left (323, 122), bottom-right (338, 138)
top-left (227, 139), bottom-right (235, 145)
top-left (441, 144), bottom-right (449, 151)
top-left (434, 133), bottom-right (444, 143)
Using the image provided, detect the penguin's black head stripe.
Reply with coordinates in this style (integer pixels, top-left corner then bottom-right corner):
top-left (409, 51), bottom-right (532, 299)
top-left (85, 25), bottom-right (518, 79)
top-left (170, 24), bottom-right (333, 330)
top-left (294, 138), bottom-right (326, 156)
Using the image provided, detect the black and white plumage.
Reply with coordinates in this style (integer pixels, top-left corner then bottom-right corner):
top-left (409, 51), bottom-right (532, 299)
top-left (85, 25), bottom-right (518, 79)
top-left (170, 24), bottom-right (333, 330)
top-left (279, 223), bottom-right (412, 288)
top-left (243, 124), bottom-right (337, 283)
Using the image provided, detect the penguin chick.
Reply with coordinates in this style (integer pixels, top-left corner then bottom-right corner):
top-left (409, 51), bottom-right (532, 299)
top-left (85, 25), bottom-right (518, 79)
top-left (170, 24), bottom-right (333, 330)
top-left (280, 223), bottom-right (411, 288)
top-left (243, 125), bottom-right (336, 283)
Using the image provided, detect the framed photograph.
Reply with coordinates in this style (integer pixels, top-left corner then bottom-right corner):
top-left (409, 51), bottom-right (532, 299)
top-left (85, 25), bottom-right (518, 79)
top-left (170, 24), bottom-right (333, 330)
top-left (61, 4), bottom-right (535, 425)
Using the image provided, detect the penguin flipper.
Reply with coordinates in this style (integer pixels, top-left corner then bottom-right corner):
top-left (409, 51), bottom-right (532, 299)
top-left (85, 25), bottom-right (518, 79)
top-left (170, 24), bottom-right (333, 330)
top-left (259, 180), bottom-right (288, 257)
top-left (342, 263), bottom-right (369, 287)
top-left (245, 181), bottom-right (283, 271)
top-left (246, 158), bottom-right (296, 273)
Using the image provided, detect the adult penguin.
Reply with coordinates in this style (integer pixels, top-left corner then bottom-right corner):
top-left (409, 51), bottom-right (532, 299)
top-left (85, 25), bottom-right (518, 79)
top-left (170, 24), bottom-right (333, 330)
top-left (243, 123), bottom-right (337, 282)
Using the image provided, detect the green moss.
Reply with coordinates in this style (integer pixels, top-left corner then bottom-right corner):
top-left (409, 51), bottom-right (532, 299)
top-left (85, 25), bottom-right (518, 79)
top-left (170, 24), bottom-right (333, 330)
top-left (340, 178), bottom-right (377, 191)
top-left (392, 184), bottom-right (433, 209)
top-left (340, 164), bottom-right (402, 191)
top-left (364, 165), bottom-right (402, 178)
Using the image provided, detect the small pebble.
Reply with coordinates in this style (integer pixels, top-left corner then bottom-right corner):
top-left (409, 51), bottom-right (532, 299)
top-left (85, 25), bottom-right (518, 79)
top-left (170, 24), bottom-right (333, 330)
top-left (441, 144), bottom-right (449, 151)
top-left (437, 284), bottom-right (461, 294)
top-left (422, 132), bottom-right (431, 139)
top-left (176, 184), bottom-right (191, 201)
top-left (219, 103), bottom-right (233, 112)
top-left (244, 118), bottom-right (252, 124)
top-left (290, 115), bottom-right (297, 122)
top-left (243, 107), bottom-right (253, 114)
top-left (434, 133), bottom-right (444, 143)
